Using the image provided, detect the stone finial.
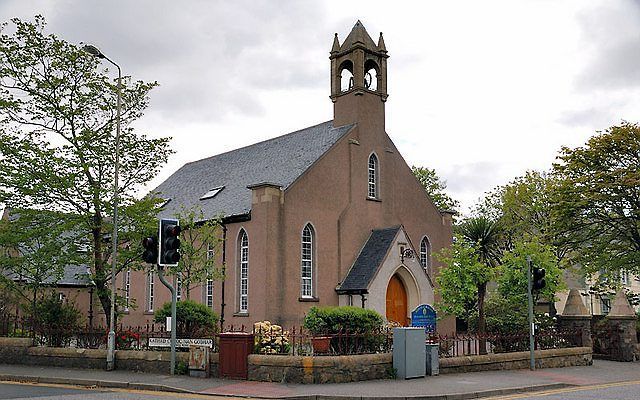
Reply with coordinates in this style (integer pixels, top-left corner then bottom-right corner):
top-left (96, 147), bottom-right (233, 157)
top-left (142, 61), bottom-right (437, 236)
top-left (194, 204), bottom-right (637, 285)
top-left (561, 288), bottom-right (590, 317)
top-left (331, 33), bottom-right (340, 54)
top-left (608, 289), bottom-right (636, 318)
top-left (377, 32), bottom-right (387, 53)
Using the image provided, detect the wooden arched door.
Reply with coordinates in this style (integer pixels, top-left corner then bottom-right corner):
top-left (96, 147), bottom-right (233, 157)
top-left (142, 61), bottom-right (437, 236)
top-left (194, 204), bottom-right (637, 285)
top-left (386, 274), bottom-right (408, 326)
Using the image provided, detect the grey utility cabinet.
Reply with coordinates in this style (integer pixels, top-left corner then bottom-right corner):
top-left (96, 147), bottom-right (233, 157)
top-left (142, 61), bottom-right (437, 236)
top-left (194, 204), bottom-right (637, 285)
top-left (393, 327), bottom-right (426, 379)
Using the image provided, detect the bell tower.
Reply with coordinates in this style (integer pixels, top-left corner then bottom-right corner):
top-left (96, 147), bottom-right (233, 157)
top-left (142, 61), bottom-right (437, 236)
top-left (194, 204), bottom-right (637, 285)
top-left (330, 20), bottom-right (388, 128)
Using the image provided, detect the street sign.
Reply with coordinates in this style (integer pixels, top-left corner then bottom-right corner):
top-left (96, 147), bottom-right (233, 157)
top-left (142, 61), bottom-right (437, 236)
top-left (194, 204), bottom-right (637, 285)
top-left (411, 304), bottom-right (437, 333)
top-left (149, 338), bottom-right (214, 348)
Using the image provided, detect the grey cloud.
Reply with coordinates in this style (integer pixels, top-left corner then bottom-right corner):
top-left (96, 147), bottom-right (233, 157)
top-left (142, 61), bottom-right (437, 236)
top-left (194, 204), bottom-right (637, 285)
top-left (558, 106), bottom-right (622, 128)
top-left (0, 0), bottom-right (328, 122)
top-left (441, 161), bottom-right (511, 194)
top-left (574, 1), bottom-right (640, 91)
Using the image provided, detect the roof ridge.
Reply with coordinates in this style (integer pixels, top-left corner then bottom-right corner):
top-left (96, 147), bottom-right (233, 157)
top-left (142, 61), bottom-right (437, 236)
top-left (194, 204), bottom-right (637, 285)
top-left (182, 120), bottom-right (338, 167)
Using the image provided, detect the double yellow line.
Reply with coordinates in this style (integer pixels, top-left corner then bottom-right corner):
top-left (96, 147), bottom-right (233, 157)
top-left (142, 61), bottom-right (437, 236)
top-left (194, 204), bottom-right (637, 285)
top-left (487, 379), bottom-right (640, 399)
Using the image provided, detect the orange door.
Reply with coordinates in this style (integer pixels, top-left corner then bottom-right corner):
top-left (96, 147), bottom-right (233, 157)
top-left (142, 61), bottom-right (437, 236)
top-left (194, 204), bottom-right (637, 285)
top-left (386, 274), bottom-right (408, 326)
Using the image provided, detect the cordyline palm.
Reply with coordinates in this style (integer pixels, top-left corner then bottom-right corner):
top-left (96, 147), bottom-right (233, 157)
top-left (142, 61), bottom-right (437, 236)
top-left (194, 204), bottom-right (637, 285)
top-left (456, 216), bottom-right (502, 353)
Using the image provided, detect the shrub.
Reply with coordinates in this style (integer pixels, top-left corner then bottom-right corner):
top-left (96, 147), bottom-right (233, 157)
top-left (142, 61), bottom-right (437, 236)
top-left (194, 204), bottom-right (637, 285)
top-left (303, 306), bottom-right (384, 335)
top-left (468, 294), bottom-right (528, 334)
top-left (154, 300), bottom-right (219, 337)
top-left (31, 293), bottom-right (82, 347)
top-left (303, 306), bottom-right (385, 354)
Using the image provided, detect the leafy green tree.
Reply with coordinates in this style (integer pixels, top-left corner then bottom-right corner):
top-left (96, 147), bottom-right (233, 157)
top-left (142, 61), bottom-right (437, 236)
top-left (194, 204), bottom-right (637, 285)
top-left (456, 217), bottom-right (502, 352)
top-left (411, 166), bottom-right (460, 213)
top-left (154, 300), bottom-right (219, 337)
top-left (0, 209), bottom-right (83, 317)
top-left (552, 122), bottom-right (640, 278)
top-left (168, 206), bottom-right (224, 299)
top-left (435, 237), bottom-right (487, 323)
top-left (497, 238), bottom-right (564, 305)
top-left (474, 171), bottom-right (571, 265)
top-left (0, 16), bottom-right (171, 326)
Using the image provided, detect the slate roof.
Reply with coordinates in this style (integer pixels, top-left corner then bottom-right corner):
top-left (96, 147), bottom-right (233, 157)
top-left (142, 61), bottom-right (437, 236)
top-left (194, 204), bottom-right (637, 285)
top-left (4, 264), bottom-right (92, 287)
top-left (153, 121), bottom-right (354, 221)
top-left (336, 226), bottom-right (401, 294)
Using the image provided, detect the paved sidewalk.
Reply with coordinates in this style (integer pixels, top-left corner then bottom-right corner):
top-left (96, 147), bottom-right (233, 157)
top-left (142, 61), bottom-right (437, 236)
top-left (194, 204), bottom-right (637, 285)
top-left (0, 360), bottom-right (639, 399)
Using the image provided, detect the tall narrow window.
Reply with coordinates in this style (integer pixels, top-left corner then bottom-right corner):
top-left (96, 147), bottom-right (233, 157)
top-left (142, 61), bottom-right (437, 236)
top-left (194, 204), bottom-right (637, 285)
top-left (123, 269), bottom-right (131, 311)
top-left (147, 271), bottom-right (154, 312)
top-left (206, 279), bottom-right (214, 308)
top-left (368, 153), bottom-right (379, 198)
top-left (176, 274), bottom-right (182, 301)
top-left (238, 229), bottom-right (249, 313)
top-left (206, 244), bottom-right (214, 308)
top-left (420, 236), bottom-right (431, 274)
top-left (301, 224), bottom-right (314, 298)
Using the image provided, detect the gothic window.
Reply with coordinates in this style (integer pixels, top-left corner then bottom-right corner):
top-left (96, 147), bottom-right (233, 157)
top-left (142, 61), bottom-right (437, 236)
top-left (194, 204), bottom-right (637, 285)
top-left (238, 229), bottom-right (249, 313)
top-left (368, 153), bottom-right (379, 199)
top-left (206, 279), bottom-right (214, 308)
top-left (420, 236), bottom-right (432, 275)
top-left (206, 244), bottom-right (215, 308)
top-left (147, 271), bottom-right (154, 312)
top-left (123, 269), bottom-right (131, 311)
top-left (301, 224), bottom-right (315, 298)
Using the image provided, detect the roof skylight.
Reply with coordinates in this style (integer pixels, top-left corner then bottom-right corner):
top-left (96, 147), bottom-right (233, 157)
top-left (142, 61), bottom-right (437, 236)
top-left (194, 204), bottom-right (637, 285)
top-left (200, 186), bottom-right (225, 200)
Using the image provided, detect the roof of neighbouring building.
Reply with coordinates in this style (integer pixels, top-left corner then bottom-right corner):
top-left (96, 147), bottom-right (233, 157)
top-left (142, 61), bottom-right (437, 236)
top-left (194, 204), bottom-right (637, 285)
top-left (336, 226), bottom-right (401, 294)
top-left (153, 121), bottom-right (354, 221)
top-left (5, 264), bottom-right (92, 287)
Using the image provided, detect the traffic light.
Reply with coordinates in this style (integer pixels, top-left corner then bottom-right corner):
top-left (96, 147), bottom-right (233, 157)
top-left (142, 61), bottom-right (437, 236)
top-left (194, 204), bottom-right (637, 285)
top-left (532, 267), bottom-right (546, 291)
top-left (141, 236), bottom-right (158, 264)
top-left (159, 218), bottom-right (181, 267)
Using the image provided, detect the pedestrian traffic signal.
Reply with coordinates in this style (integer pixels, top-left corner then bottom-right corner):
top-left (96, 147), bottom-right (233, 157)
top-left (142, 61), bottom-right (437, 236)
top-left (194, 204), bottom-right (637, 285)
top-left (159, 218), bottom-right (181, 267)
top-left (141, 236), bottom-right (158, 264)
top-left (532, 267), bottom-right (546, 291)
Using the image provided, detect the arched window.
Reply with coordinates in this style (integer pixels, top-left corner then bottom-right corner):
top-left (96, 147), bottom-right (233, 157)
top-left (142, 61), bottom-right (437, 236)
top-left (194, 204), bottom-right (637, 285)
top-left (368, 153), bottom-right (379, 199)
top-left (420, 236), bottom-right (431, 274)
top-left (238, 229), bottom-right (249, 313)
top-left (301, 224), bottom-right (315, 298)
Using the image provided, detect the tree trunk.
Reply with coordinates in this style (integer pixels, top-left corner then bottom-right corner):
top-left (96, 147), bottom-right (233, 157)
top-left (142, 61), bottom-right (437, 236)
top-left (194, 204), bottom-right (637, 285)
top-left (91, 213), bottom-right (112, 328)
top-left (477, 282), bottom-right (487, 355)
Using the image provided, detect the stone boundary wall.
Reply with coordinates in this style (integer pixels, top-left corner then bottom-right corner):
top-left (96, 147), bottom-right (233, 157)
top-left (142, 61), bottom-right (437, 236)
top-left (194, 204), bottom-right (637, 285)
top-left (0, 337), bottom-right (219, 375)
top-left (1, 338), bottom-right (591, 382)
top-left (248, 353), bottom-right (393, 383)
top-left (440, 347), bottom-right (592, 374)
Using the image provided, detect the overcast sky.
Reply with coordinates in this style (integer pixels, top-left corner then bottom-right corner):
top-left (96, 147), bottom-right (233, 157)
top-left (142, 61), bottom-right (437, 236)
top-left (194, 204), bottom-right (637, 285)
top-left (2, 0), bottom-right (639, 214)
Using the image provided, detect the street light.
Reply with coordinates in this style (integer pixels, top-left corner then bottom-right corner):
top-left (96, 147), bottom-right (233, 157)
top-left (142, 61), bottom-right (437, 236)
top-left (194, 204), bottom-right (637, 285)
top-left (82, 43), bottom-right (121, 372)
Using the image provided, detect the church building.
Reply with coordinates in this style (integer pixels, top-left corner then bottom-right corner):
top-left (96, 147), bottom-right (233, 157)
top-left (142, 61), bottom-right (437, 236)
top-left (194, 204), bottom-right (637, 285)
top-left (132, 21), bottom-right (454, 332)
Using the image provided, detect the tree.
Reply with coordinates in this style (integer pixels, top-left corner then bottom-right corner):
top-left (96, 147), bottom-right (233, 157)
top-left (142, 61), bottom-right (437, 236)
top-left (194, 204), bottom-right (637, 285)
top-left (435, 237), bottom-right (488, 323)
top-left (473, 171), bottom-right (570, 263)
top-left (411, 166), bottom-right (460, 213)
top-left (552, 122), bottom-right (640, 278)
top-left (0, 16), bottom-right (171, 326)
top-left (168, 206), bottom-right (224, 299)
top-left (456, 216), bottom-right (502, 352)
top-left (497, 238), bottom-right (564, 306)
top-left (0, 209), bottom-right (83, 318)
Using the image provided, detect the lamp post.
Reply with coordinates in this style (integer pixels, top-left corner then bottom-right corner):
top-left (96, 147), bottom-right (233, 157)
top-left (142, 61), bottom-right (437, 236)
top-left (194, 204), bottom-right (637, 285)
top-left (82, 44), bottom-right (121, 371)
